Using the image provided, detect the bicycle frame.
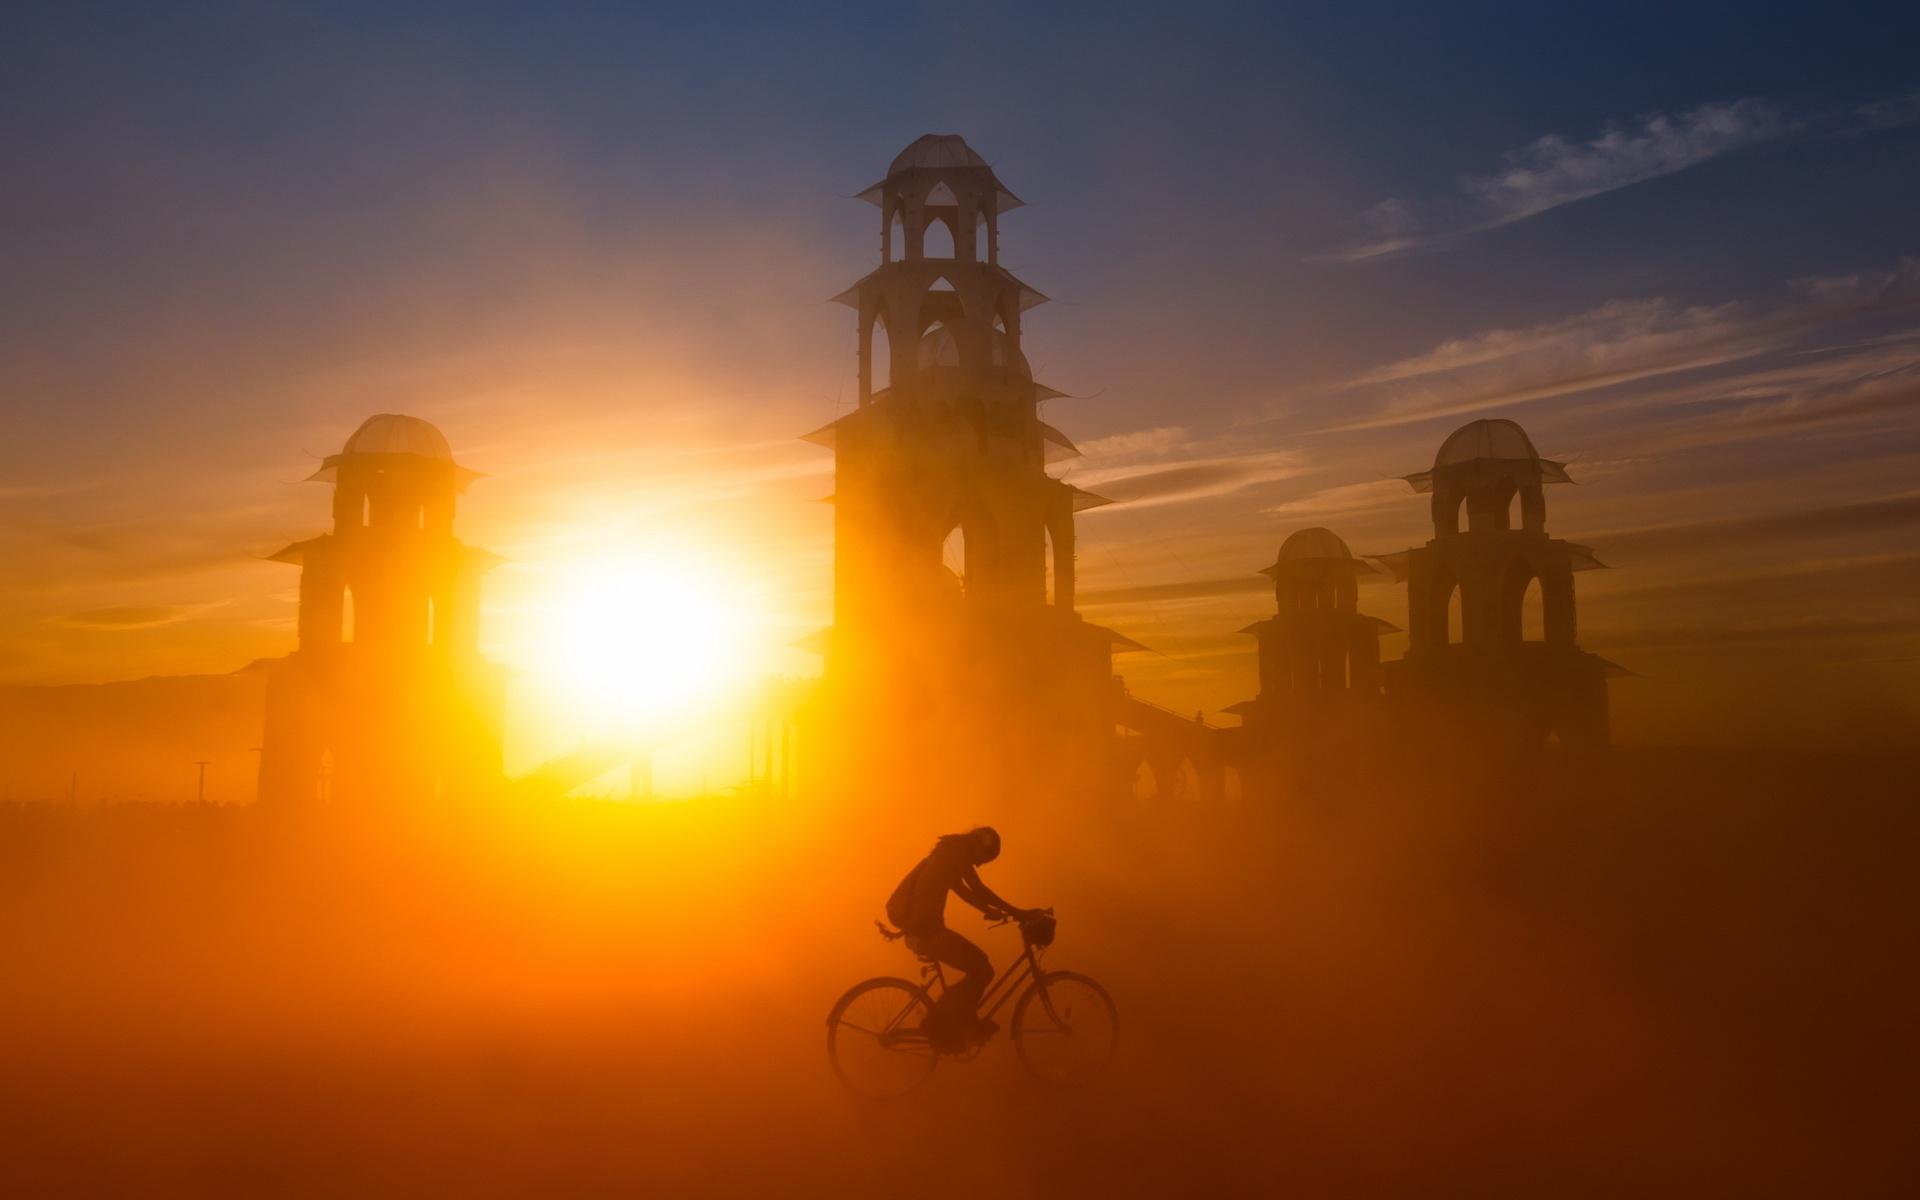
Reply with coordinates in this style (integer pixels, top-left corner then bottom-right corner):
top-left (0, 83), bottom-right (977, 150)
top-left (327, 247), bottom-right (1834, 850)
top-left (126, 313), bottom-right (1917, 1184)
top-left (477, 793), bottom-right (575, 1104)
top-left (852, 915), bottom-right (1078, 1065)
top-left (919, 932), bottom-right (1045, 1022)
top-left (833, 915), bottom-right (1112, 1093)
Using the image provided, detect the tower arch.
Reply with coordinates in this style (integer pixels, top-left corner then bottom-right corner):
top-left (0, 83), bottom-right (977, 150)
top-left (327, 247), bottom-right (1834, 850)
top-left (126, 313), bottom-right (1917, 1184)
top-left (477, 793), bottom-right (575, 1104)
top-left (863, 307), bottom-right (892, 399)
top-left (923, 213), bottom-right (956, 259)
top-left (1502, 555), bottom-right (1542, 643)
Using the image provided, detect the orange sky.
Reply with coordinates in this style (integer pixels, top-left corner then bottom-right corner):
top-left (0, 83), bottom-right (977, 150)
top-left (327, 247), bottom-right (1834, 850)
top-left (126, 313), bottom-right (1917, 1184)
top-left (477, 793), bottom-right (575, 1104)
top-left (4, 7), bottom-right (1918, 772)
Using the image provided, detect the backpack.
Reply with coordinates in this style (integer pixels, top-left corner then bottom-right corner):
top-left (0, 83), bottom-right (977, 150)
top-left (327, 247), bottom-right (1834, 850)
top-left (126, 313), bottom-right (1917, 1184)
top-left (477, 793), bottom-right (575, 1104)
top-left (885, 860), bottom-right (924, 930)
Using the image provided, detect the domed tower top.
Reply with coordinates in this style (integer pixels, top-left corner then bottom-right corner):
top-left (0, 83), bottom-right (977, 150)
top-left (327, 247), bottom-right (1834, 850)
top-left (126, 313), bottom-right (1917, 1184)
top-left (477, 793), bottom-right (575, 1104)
top-left (308, 415), bottom-right (480, 482)
top-left (859, 134), bottom-right (1023, 210)
top-left (855, 134), bottom-right (1023, 268)
top-left (342, 413), bottom-right (453, 459)
top-left (1402, 418), bottom-right (1571, 536)
top-left (306, 413), bottom-right (481, 536)
top-left (889, 133), bottom-right (987, 173)
top-left (1273, 526), bottom-right (1359, 565)
top-left (1260, 527), bottom-right (1377, 612)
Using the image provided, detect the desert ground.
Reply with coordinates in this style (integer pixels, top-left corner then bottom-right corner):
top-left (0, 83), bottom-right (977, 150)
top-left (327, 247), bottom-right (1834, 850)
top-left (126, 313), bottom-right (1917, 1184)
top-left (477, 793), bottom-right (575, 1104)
top-left (2, 747), bottom-right (1914, 1197)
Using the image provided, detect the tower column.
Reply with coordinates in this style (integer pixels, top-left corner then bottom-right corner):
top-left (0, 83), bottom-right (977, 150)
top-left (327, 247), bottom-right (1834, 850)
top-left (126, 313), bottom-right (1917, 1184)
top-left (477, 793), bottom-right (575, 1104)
top-left (1046, 490), bottom-right (1075, 609)
top-left (1520, 483), bottom-right (1547, 532)
top-left (1543, 567), bottom-right (1577, 645)
top-left (1460, 574), bottom-right (1498, 646)
top-left (297, 542), bottom-right (344, 653)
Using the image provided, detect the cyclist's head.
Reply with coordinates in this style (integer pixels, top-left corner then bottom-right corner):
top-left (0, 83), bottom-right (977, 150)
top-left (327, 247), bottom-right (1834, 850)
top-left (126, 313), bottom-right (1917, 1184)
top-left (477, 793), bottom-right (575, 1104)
top-left (967, 826), bottom-right (1001, 865)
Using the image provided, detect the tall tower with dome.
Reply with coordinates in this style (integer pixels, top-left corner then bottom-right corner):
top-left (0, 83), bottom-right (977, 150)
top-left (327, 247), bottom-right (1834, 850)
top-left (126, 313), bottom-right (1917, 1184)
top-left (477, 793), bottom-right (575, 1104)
top-left (257, 414), bottom-right (506, 806)
top-left (800, 136), bottom-right (1141, 787)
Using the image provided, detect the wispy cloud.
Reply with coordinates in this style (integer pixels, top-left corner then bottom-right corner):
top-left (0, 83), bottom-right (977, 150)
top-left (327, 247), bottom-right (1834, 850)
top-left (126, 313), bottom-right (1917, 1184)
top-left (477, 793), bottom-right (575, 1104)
top-left (1078, 575), bottom-right (1269, 608)
top-left (1461, 99), bottom-right (1791, 226)
top-left (1074, 426), bottom-right (1194, 460)
top-left (1594, 493), bottom-right (1920, 563)
top-left (46, 604), bottom-right (201, 630)
top-left (1583, 550), bottom-right (1920, 657)
top-left (1259, 479), bottom-right (1409, 521)
top-left (1316, 94), bottom-right (1920, 262)
top-left (1068, 427), bottom-right (1307, 510)
top-left (1852, 91), bottom-right (1920, 135)
top-left (1320, 258), bottom-right (1920, 432)
top-left (1731, 363), bottom-right (1920, 431)
top-left (1081, 452), bottom-right (1306, 508)
top-left (1596, 614), bottom-right (1920, 652)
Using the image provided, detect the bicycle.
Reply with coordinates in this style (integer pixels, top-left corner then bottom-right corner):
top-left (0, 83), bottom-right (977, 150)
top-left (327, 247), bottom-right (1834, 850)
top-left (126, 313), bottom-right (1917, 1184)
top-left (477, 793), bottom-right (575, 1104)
top-left (825, 908), bottom-right (1118, 1099)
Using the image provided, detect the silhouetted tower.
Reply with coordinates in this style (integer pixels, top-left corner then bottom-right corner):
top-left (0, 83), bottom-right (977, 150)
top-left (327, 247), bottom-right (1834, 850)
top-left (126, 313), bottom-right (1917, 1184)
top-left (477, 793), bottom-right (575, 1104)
top-left (800, 136), bottom-right (1137, 784)
top-left (257, 415), bottom-right (506, 805)
top-left (1225, 527), bottom-right (1395, 796)
top-left (1376, 419), bottom-right (1618, 754)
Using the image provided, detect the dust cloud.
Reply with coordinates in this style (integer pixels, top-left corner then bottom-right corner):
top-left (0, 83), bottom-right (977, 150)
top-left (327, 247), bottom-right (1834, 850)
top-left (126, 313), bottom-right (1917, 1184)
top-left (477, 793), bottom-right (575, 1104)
top-left (1, 746), bottom-right (1914, 1196)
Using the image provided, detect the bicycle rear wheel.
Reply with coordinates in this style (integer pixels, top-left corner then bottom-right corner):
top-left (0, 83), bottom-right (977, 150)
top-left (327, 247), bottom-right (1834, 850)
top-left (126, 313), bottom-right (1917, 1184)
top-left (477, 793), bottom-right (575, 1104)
top-left (1011, 970), bottom-right (1118, 1087)
top-left (826, 977), bottom-right (939, 1099)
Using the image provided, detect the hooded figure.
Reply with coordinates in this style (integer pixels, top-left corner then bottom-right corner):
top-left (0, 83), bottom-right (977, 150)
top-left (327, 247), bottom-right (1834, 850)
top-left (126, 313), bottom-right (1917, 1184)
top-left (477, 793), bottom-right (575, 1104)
top-left (884, 826), bottom-right (1034, 1051)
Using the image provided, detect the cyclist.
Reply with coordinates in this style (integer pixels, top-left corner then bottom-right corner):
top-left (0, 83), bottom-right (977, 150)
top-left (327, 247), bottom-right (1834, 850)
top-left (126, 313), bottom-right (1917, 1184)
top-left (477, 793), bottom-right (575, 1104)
top-left (885, 826), bottom-right (1040, 1053)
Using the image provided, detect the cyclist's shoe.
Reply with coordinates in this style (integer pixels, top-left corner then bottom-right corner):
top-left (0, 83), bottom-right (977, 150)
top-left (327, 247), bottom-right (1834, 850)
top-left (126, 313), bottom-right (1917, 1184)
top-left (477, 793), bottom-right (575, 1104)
top-left (966, 1018), bottom-right (999, 1048)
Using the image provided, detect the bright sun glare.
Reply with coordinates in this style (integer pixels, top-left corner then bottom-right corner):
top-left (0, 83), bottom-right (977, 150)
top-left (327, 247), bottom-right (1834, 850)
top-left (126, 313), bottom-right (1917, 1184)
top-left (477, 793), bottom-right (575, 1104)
top-left (532, 553), bottom-right (754, 731)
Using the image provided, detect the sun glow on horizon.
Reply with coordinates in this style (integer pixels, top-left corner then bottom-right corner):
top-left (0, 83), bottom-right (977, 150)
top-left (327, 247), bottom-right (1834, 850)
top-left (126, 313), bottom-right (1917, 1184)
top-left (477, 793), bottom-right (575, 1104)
top-left (525, 549), bottom-right (760, 735)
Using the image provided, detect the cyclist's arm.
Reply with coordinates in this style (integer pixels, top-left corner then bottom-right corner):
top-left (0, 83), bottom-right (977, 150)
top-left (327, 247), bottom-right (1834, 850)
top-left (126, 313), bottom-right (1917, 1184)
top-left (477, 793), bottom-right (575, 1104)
top-left (957, 867), bottom-right (1024, 918)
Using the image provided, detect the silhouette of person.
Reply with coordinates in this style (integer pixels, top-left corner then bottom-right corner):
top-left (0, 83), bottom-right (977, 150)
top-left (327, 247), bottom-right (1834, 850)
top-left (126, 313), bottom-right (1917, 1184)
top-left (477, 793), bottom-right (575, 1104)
top-left (886, 826), bottom-right (1037, 1053)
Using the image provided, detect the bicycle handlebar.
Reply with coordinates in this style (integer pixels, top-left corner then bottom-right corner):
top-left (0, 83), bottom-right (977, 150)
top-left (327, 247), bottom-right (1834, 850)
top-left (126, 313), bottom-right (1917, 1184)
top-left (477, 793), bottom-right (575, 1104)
top-left (987, 905), bottom-right (1055, 928)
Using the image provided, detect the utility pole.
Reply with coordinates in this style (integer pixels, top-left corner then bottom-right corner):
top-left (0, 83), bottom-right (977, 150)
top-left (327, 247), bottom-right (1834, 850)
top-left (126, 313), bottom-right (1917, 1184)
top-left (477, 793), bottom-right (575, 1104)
top-left (193, 760), bottom-right (211, 804)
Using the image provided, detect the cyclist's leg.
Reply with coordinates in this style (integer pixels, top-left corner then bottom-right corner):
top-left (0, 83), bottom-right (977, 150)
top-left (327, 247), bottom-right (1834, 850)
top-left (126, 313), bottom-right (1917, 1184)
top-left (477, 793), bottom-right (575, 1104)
top-left (922, 929), bottom-right (992, 1038)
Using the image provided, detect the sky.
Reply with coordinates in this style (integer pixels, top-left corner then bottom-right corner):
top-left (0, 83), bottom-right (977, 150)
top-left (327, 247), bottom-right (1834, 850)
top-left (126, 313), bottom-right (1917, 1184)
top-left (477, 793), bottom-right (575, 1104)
top-left (3, 1), bottom-right (1919, 755)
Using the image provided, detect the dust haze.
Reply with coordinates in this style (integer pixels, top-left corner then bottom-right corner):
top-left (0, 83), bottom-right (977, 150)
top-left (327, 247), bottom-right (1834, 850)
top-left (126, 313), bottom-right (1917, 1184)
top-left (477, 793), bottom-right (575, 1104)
top-left (4, 745), bottom-right (1914, 1196)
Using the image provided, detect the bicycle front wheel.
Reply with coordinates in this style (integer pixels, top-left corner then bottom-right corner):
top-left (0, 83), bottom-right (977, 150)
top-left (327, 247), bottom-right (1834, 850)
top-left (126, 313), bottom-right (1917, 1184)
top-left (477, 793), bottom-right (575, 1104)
top-left (1011, 970), bottom-right (1118, 1087)
top-left (826, 976), bottom-right (939, 1099)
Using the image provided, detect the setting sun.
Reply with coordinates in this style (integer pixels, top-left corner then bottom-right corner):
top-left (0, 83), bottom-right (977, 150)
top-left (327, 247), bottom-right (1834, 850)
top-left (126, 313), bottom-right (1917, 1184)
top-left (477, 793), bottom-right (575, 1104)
top-left (529, 552), bottom-right (756, 731)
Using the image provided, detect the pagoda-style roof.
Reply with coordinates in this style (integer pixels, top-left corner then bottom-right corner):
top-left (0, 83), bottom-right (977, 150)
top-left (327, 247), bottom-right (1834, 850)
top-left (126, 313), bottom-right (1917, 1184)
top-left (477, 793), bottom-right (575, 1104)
top-left (1068, 485), bottom-right (1114, 512)
top-left (1365, 543), bottom-right (1607, 583)
top-left (264, 534), bottom-right (502, 571)
top-left (853, 134), bottom-right (1025, 213)
top-left (1400, 417), bottom-right (1571, 494)
top-left (305, 413), bottom-right (485, 490)
top-left (829, 264), bottom-right (1048, 310)
top-left (1037, 421), bottom-right (1081, 463)
top-left (1084, 621), bottom-right (1149, 654)
top-left (800, 406), bottom-right (1085, 455)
